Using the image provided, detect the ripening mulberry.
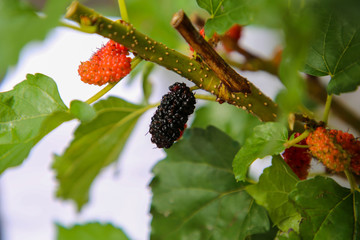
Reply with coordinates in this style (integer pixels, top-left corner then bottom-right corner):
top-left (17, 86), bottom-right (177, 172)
top-left (282, 133), bottom-right (311, 180)
top-left (149, 82), bottom-right (196, 148)
top-left (78, 40), bottom-right (131, 86)
top-left (223, 24), bottom-right (243, 52)
top-left (306, 127), bottom-right (360, 173)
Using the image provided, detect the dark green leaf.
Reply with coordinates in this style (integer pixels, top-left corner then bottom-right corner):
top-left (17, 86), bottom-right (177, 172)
top-left (151, 126), bottom-right (270, 239)
top-left (248, 222), bottom-right (279, 240)
top-left (192, 101), bottom-right (261, 146)
top-left (57, 222), bottom-right (128, 240)
top-left (277, 230), bottom-right (301, 240)
top-left (289, 176), bottom-right (360, 240)
top-left (196, 0), bottom-right (252, 36)
top-left (70, 100), bottom-right (96, 122)
top-left (53, 97), bottom-right (146, 210)
top-left (0, 73), bottom-right (70, 174)
top-left (233, 122), bottom-right (288, 181)
top-left (0, 0), bottom-right (72, 80)
top-left (304, 13), bottom-right (360, 94)
top-left (246, 156), bottom-right (301, 232)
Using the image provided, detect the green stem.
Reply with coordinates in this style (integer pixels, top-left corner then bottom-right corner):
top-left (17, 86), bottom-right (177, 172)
top-left (118, 0), bottom-right (129, 22)
top-left (323, 94), bottom-right (333, 124)
top-left (190, 85), bottom-right (200, 91)
top-left (85, 56), bottom-right (142, 104)
top-left (345, 169), bottom-right (359, 192)
top-left (284, 130), bottom-right (310, 148)
top-left (195, 94), bottom-right (217, 102)
top-left (60, 21), bottom-right (97, 33)
top-left (293, 144), bottom-right (309, 148)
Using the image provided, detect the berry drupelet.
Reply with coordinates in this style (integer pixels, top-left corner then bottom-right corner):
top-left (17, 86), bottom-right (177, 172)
top-left (78, 40), bottom-right (131, 86)
top-left (282, 133), bottom-right (312, 180)
top-left (149, 82), bottom-right (196, 148)
top-left (306, 127), bottom-right (360, 174)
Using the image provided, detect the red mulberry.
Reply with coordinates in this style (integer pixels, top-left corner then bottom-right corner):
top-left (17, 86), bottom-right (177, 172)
top-left (149, 83), bottom-right (196, 148)
top-left (282, 133), bottom-right (311, 180)
top-left (306, 127), bottom-right (360, 173)
top-left (78, 40), bottom-right (131, 86)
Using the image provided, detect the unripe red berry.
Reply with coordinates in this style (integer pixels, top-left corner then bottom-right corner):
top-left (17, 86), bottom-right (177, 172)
top-left (225, 24), bottom-right (242, 41)
top-left (78, 40), bottom-right (131, 86)
top-left (223, 24), bottom-right (243, 52)
top-left (282, 133), bottom-right (311, 180)
top-left (306, 127), bottom-right (360, 173)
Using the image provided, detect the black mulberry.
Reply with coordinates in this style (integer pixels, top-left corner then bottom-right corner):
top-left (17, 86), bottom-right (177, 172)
top-left (149, 82), bottom-right (196, 148)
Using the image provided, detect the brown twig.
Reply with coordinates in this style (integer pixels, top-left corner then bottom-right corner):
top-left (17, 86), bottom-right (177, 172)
top-left (171, 10), bottom-right (251, 94)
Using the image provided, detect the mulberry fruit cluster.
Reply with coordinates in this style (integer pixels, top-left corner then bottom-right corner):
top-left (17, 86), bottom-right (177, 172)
top-left (306, 127), bottom-right (360, 174)
top-left (282, 133), bottom-right (312, 180)
top-left (78, 40), bottom-right (132, 86)
top-left (149, 82), bottom-right (196, 148)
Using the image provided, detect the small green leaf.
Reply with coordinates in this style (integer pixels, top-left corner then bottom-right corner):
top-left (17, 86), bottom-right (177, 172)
top-left (70, 100), bottom-right (96, 122)
top-left (192, 102), bottom-right (261, 146)
top-left (289, 176), bottom-right (360, 240)
top-left (151, 127), bottom-right (271, 239)
top-left (53, 97), bottom-right (147, 210)
top-left (196, 0), bottom-right (252, 36)
top-left (304, 13), bottom-right (360, 94)
top-left (141, 62), bottom-right (154, 104)
top-left (0, 73), bottom-right (70, 174)
top-left (57, 222), bottom-right (128, 240)
top-left (233, 122), bottom-right (288, 181)
top-left (0, 0), bottom-right (72, 80)
top-left (246, 156), bottom-right (301, 232)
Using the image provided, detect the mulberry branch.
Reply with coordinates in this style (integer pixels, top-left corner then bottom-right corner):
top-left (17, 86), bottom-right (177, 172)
top-left (65, 1), bottom-right (278, 122)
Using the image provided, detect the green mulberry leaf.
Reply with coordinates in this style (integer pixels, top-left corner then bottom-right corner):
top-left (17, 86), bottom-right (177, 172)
top-left (246, 156), bottom-right (301, 232)
top-left (233, 122), bottom-right (288, 181)
top-left (70, 100), bottom-right (96, 122)
top-left (289, 176), bottom-right (360, 240)
top-left (53, 97), bottom-right (147, 210)
top-left (304, 13), bottom-right (360, 94)
top-left (196, 0), bottom-right (252, 36)
top-left (0, 73), bottom-right (70, 174)
top-left (57, 222), bottom-right (128, 240)
top-left (151, 126), bottom-right (271, 239)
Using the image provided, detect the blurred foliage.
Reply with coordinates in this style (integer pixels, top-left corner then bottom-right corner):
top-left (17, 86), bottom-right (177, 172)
top-left (126, 0), bottom-right (206, 49)
top-left (0, 0), bottom-right (72, 83)
top-left (192, 101), bottom-right (261, 146)
top-left (57, 222), bottom-right (129, 240)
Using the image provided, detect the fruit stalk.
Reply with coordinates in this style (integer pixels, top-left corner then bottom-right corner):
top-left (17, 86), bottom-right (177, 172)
top-left (65, 1), bottom-right (278, 122)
